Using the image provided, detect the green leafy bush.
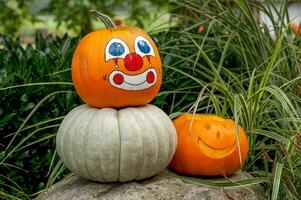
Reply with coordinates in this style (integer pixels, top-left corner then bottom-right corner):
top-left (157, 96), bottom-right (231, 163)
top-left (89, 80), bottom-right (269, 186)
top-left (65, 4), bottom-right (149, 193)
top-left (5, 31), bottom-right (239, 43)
top-left (0, 33), bottom-right (81, 199)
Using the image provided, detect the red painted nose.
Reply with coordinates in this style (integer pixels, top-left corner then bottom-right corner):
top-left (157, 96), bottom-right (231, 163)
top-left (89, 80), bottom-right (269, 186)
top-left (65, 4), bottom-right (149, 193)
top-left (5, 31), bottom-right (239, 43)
top-left (124, 53), bottom-right (143, 71)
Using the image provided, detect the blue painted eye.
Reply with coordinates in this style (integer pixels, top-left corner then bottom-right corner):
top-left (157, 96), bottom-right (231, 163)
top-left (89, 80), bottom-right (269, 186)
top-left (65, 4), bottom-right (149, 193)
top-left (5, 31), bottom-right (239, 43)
top-left (137, 40), bottom-right (150, 54)
top-left (109, 42), bottom-right (125, 56)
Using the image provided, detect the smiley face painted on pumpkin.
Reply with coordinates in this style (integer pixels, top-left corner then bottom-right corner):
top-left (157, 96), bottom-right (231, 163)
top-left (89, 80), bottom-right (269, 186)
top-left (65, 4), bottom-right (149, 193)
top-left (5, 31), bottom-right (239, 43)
top-left (169, 114), bottom-right (249, 176)
top-left (72, 13), bottom-right (162, 108)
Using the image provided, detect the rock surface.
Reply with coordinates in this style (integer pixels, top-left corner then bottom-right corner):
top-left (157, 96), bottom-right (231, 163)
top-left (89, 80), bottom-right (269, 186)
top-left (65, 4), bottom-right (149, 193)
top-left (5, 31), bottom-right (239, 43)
top-left (37, 170), bottom-right (264, 200)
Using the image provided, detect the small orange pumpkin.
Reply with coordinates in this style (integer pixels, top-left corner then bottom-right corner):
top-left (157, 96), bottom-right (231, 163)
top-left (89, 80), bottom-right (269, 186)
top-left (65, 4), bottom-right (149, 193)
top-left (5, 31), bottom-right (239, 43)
top-left (72, 11), bottom-right (162, 108)
top-left (169, 114), bottom-right (249, 176)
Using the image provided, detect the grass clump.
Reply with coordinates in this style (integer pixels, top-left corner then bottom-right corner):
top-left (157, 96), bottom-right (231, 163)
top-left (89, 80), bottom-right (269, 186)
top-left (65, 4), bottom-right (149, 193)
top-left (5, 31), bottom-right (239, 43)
top-left (155, 0), bottom-right (301, 199)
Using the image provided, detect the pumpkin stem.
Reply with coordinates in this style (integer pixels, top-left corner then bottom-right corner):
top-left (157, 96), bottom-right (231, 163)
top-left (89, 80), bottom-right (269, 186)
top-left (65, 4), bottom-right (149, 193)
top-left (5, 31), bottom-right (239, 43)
top-left (89, 10), bottom-right (116, 29)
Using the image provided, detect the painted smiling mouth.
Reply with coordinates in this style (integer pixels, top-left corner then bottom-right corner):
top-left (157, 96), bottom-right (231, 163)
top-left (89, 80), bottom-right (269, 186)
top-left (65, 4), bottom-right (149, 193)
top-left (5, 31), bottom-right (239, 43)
top-left (124, 80), bottom-right (147, 86)
top-left (197, 137), bottom-right (236, 159)
top-left (108, 68), bottom-right (157, 91)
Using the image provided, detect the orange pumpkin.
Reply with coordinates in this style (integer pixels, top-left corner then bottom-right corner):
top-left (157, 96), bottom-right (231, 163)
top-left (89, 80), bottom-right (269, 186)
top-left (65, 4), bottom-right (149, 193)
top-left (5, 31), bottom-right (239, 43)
top-left (169, 114), bottom-right (249, 176)
top-left (72, 11), bottom-right (162, 108)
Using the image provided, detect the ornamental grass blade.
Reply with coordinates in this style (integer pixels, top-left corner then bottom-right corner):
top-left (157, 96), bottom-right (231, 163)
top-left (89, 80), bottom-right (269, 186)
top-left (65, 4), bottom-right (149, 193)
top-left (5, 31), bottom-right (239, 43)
top-left (271, 162), bottom-right (284, 200)
top-left (165, 173), bottom-right (267, 188)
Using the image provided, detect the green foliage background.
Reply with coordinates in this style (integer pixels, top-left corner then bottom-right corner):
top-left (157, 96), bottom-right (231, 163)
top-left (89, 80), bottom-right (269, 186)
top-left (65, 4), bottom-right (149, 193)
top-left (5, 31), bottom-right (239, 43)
top-left (0, 0), bottom-right (301, 199)
top-left (0, 0), bottom-right (169, 35)
top-left (0, 33), bottom-right (81, 197)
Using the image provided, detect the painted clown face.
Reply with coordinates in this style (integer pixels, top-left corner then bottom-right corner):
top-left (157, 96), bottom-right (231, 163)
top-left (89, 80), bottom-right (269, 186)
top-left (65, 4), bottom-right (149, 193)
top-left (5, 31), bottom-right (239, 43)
top-left (72, 26), bottom-right (162, 108)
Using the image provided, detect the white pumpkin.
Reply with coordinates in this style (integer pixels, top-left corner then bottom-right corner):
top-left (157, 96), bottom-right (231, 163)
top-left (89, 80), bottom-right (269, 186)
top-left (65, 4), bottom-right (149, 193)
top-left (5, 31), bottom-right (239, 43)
top-left (56, 104), bottom-right (177, 182)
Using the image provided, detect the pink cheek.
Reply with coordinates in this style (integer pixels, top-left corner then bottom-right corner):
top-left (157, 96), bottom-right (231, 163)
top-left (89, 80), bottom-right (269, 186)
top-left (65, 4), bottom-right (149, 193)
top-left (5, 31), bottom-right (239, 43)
top-left (146, 71), bottom-right (155, 84)
top-left (113, 74), bottom-right (124, 85)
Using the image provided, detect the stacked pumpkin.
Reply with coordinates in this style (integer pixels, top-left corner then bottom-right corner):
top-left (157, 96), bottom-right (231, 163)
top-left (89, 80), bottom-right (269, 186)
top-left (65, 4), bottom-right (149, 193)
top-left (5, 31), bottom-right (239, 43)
top-left (56, 11), bottom-right (177, 182)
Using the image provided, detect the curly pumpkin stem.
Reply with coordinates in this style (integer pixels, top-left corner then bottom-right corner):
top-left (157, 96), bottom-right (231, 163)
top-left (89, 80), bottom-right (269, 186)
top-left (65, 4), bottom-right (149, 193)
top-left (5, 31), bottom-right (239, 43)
top-left (89, 10), bottom-right (116, 29)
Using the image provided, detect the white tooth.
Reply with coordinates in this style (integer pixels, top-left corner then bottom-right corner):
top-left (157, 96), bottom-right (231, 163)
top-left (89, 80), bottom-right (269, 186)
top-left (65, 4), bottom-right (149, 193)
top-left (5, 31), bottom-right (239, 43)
top-left (108, 68), bottom-right (157, 91)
